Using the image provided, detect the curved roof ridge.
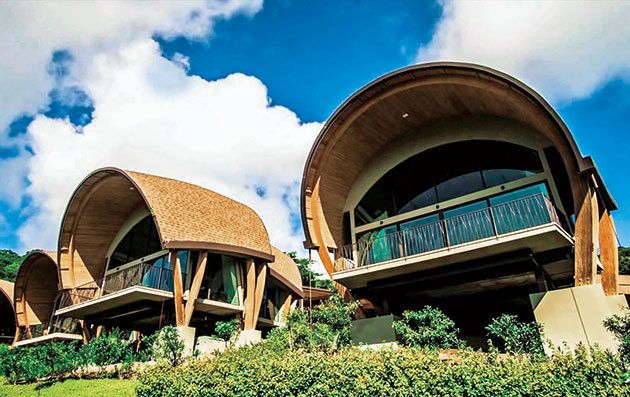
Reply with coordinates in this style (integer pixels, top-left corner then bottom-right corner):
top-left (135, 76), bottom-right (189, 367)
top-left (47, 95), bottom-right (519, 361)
top-left (269, 246), bottom-right (303, 296)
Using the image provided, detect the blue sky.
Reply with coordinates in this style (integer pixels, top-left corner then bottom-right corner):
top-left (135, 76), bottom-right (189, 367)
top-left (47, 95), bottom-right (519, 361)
top-left (0, 1), bottom-right (629, 255)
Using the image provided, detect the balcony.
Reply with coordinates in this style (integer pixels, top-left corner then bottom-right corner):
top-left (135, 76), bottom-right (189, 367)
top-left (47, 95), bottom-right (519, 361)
top-left (55, 255), bottom-right (242, 320)
top-left (334, 194), bottom-right (573, 289)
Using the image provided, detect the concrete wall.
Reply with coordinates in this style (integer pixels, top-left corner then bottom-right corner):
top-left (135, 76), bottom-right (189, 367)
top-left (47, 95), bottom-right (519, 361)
top-left (530, 284), bottom-right (629, 354)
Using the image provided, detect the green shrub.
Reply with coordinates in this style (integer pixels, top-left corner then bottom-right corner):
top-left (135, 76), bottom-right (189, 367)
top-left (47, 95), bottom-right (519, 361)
top-left (80, 328), bottom-right (134, 366)
top-left (486, 314), bottom-right (545, 356)
top-left (393, 306), bottom-right (462, 349)
top-left (152, 326), bottom-right (184, 366)
top-left (266, 294), bottom-right (355, 353)
top-left (604, 309), bottom-right (630, 363)
top-left (0, 342), bottom-right (80, 383)
top-left (213, 319), bottom-right (240, 342)
top-left (137, 343), bottom-right (628, 397)
top-left (135, 332), bottom-right (158, 363)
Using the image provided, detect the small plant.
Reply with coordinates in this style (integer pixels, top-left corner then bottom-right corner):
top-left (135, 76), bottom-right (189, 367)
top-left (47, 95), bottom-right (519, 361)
top-left (152, 326), bottom-right (184, 366)
top-left (214, 319), bottom-right (240, 343)
top-left (604, 309), bottom-right (630, 364)
top-left (393, 306), bottom-right (462, 349)
top-left (486, 314), bottom-right (545, 356)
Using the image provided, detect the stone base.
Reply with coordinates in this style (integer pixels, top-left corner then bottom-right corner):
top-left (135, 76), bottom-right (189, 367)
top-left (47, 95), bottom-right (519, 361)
top-left (176, 326), bottom-right (196, 357)
top-left (195, 336), bottom-right (227, 356)
top-left (234, 329), bottom-right (262, 348)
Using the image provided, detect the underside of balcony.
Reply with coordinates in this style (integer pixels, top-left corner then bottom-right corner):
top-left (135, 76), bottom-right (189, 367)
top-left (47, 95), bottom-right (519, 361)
top-left (334, 222), bottom-right (573, 289)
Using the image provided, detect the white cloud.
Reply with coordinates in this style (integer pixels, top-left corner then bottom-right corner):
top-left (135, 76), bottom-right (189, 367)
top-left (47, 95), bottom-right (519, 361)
top-left (0, 0), bottom-right (262, 134)
top-left (418, 1), bottom-right (630, 102)
top-left (18, 39), bottom-right (320, 260)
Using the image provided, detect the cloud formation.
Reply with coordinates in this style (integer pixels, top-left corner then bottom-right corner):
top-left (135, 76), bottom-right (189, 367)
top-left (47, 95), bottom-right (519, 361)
top-left (418, 1), bottom-right (630, 102)
top-left (20, 39), bottom-right (319, 255)
top-left (0, 1), bottom-right (323, 262)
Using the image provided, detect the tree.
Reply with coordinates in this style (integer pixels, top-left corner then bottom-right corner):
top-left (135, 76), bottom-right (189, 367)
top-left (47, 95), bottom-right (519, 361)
top-left (0, 249), bottom-right (23, 282)
top-left (287, 251), bottom-right (333, 290)
top-left (619, 247), bottom-right (630, 275)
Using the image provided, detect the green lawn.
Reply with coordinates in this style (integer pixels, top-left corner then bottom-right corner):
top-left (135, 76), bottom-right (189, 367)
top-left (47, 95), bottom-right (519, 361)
top-left (0, 378), bottom-right (137, 397)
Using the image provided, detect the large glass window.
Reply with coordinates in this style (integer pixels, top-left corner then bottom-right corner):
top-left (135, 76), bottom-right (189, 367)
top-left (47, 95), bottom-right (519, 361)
top-left (198, 254), bottom-right (240, 305)
top-left (355, 141), bottom-right (543, 227)
top-left (109, 215), bottom-right (161, 270)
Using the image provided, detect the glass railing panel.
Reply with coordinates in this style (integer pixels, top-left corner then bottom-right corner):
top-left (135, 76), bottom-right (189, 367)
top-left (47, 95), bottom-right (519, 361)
top-left (444, 208), bottom-right (494, 246)
top-left (358, 227), bottom-right (401, 266)
top-left (401, 220), bottom-right (445, 256)
top-left (492, 194), bottom-right (551, 234)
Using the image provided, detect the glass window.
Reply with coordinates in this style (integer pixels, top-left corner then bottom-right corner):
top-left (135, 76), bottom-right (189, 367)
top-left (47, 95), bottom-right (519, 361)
top-left (354, 141), bottom-right (542, 227)
top-left (198, 254), bottom-right (240, 304)
top-left (357, 225), bottom-right (400, 265)
top-left (108, 215), bottom-right (161, 270)
top-left (443, 201), bottom-right (493, 246)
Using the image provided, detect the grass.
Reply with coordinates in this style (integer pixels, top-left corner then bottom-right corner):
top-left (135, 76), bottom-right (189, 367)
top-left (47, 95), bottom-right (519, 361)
top-left (0, 377), bottom-right (137, 397)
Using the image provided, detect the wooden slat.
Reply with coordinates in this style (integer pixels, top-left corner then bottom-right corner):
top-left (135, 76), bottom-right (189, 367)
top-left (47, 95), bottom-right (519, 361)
top-left (599, 209), bottom-right (619, 295)
top-left (170, 250), bottom-right (185, 327)
top-left (184, 251), bottom-right (208, 326)
top-left (281, 294), bottom-right (292, 322)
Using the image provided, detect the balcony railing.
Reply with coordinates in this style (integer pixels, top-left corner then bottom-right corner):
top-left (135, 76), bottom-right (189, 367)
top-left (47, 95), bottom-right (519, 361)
top-left (58, 260), bottom-right (175, 310)
top-left (336, 194), bottom-right (562, 271)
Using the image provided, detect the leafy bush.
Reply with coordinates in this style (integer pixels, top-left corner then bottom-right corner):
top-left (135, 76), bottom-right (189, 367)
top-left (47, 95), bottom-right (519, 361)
top-left (486, 314), bottom-right (545, 356)
top-left (604, 309), bottom-right (630, 363)
top-left (152, 326), bottom-right (184, 366)
top-left (0, 342), bottom-right (80, 383)
top-left (393, 306), bottom-right (462, 349)
top-left (80, 328), bottom-right (135, 366)
top-left (213, 319), bottom-right (240, 342)
top-left (137, 342), bottom-right (628, 397)
top-left (266, 294), bottom-right (355, 353)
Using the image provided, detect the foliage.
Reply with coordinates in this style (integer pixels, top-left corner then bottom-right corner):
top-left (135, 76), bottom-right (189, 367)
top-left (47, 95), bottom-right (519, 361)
top-left (0, 377), bottom-right (137, 397)
top-left (0, 328), bottom-right (160, 383)
top-left (213, 319), bottom-right (240, 342)
top-left (619, 246), bottom-right (630, 275)
top-left (485, 314), bottom-right (546, 356)
top-left (604, 309), bottom-right (630, 364)
top-left (287, 251), bottom-right (333, 290)
top-left (137, 342), bottom-right (628, 397)
top-left (393, 306), bottom-right (462, 349)
top-left (152, 326), bottom-right (184, 367)
top-left (0, 249), bottom-right (24, 282)
top-left (267, 293), bottom-right (356, 353)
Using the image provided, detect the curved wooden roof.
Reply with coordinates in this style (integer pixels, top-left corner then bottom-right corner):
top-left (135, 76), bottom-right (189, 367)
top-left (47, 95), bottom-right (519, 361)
top-left (14, 250), bottom-right (59, 327)
top-left (300, 62), bottom-right (615, 248)
top-left (58, 168), bottom-right (273, 288)
top-left (269, 246), bottom-right (303, 296)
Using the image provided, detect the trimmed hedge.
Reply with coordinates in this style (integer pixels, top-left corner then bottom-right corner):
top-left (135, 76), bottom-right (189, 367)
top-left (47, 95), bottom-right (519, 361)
top-left (137, 343), bottom-right (628, 397)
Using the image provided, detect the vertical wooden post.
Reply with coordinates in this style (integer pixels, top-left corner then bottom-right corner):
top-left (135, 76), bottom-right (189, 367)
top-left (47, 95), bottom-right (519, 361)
top-left (170, 250), bottom-right (185, 327)
top-left (574, 183), bottom-right (599, 286)
top-left (184, 251), bottom-right (208, 326)
top-left (79, 320), bottom-right (91, 344)
top-left (12, 327), bottom-right (21, 346)
top-left (281, 295), bottom-right (292, 322)
top-left (95, 325), bottom-right (103, 338)
top-left (243, 259), bottom-right (257, 329)
top-left (252, 264), bottom-right (267, 326)
top-left (599, 208), bottom-right (619, 296)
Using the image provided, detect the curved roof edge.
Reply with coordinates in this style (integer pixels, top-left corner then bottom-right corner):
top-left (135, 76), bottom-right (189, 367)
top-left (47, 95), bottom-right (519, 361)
top-left (300, 61), bottom-right (616, 247)
top-left (269, 246), bottom-right (304, 297)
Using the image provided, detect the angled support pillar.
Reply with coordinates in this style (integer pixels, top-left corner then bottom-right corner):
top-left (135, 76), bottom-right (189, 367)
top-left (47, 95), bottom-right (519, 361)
top-left (170, 250), bottom-right (185, 327)
top-left (184, 251), bottom-right (208, 326)
top-left (574, 181), bottom-right (599, 286)
top-left (243, 259), bottom-right (267, 330)
top-left (599, 208), bottom-right (619, 296)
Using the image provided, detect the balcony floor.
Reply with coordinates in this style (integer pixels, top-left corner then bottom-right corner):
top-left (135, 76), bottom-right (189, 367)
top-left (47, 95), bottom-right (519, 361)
top-left (13, 332), bottom-right (82, 347)
top-left (55, 285), bottom-right (243, 320)
top-left (334, 223), bottom-right (573, 289)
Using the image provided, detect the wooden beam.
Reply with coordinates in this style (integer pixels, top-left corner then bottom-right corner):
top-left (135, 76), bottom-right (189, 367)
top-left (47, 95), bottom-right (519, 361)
top-left (281, 294), bottom-right (292, 322)
top-left (599, 208), bottom-right (619, 296)
top-left (243, 259), bottom-right (257, 329)
top-left (170, 250), bottom-right (185, 327)
top-left (12, 327), bottom-right (21, 346)
top-left (252, 264), bottom-right (267, 326)
top-left (79, 320), bottom-right (91, 344)
top-left (184, 251), bottom-right (208, 326)
top-left (574, 182), bottom-right (598, 286)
